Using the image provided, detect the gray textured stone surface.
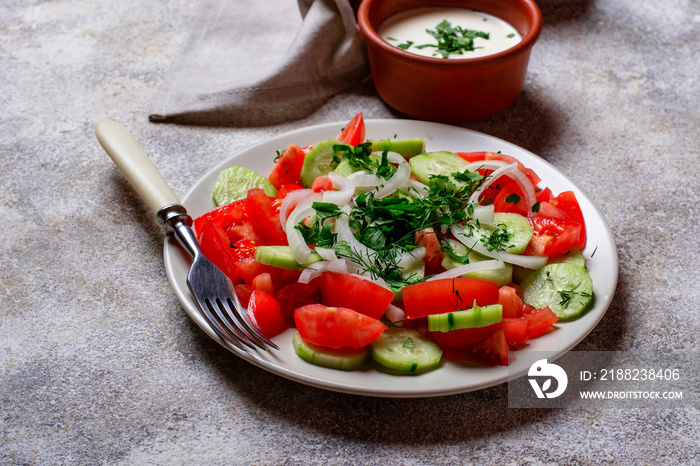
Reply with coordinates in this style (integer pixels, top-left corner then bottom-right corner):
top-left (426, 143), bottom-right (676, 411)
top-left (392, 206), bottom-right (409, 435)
top-left (1, 0), bottom-right (698, 464)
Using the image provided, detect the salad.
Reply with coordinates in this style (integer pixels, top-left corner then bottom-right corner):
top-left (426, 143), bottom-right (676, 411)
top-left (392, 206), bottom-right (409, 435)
top-left (193, 113), bottom-right (593, 374)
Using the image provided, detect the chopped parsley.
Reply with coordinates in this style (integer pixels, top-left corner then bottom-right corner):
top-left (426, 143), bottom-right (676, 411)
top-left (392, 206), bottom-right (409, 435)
top-left (411, 20), bottom-right (490, 58)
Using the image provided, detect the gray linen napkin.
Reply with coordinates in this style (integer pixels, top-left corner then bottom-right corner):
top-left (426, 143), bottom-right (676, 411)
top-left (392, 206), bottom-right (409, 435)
top-left (149, 0), bottom-right (369, 125)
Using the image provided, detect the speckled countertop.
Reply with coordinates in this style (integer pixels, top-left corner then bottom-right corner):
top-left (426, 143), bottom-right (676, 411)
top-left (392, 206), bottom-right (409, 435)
top-left (1, 0), bottom-right (699, 464)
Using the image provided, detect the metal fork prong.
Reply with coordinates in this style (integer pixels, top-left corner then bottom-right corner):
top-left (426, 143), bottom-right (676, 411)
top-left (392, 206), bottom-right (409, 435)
top-left (205, 298), bottom-right (259, 350)
top-left (224, 294), bottom-right (280, 350)
top-left (219, 297), bottom-right (279, 350)
top-left (193, 295), bottom-right (251, 351)
top-left (214, 298), bottom-right (268, 351)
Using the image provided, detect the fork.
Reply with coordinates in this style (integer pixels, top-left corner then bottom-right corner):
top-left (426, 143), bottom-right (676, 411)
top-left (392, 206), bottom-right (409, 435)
top-left (95, 118), bottom-right (278, 352)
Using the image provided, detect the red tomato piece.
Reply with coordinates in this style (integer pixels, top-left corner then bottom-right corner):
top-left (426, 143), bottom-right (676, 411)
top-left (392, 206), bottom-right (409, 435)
top-left (499, 318), bottom-right (529, 348)
top-left (492, 180), bottom-right (528, 216)
top-left (523, 306), bottom-right (558, 339)
top-left (294, 304), bottom-right (387, 349)
top-left (524, 217), bottom-right (582, 257)
top-left (415, 228), bottom-right (445, 276)
top-left (235, 258), bottom-right (301, 286)
top-left (319, 272), bottom-right (394, 320)
top-left (244, 188), bottom-right (288, 246)
top-left (336, 112), bottom-right (365, 146)
top-left (247, 290), bottom-right (290, 339)
top-left (498, 285), bottom-right (524, 318)
top-left (550, 191), bottom-right (586, 248)
top-left (311, 175), bottom-right (335, 192)
top-left (235, 283), bottom-right (253, 308)
top-left (252, 272), bottom-right (274, 295)
top-left (268, 144), bottom-right (306, 189)
top-left (485, 152), bottom-right (541, 185)
top-left (197, 219), bottom-right (242, 284)
top-left (471, 329), bottom-right (510, 366)
top-left (194, 198), bottom-right (245, 236)
top-left (402, 278), bottom-right (500, 319)
top-left (229, 238), bottom-right (257, 262)
top-left (536, 187), bottom-right (555, 203)
top-left (454, 151), bottom-right (488, 163)
top-left (275, 279), bottom-right (322, 317)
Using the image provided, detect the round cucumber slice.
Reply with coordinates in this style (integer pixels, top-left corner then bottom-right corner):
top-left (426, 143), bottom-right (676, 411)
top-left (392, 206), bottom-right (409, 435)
top-left (369, 327), bottom-right (443, 374)
top-left (441, 239), bottom-right (513, 286)
top-left (550, 246), bottom-right (586, 268)
top-left (292, 331), bottom-right (369, 371)
top-left (212, 165), bottom-right (276, 206)
top-left (458, 212), bottom-right (533, 255)
top-left (300, 139), bottom-right (342, 187)
top-left (408, 151), bottom-right (469, 185)
top-left (521, 263), bottom-right (594, 320)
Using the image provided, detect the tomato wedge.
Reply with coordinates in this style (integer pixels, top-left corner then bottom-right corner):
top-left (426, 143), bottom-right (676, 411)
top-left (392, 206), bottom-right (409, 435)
top-left (244, 188), bottom-right (288, 246)
top-left (319, 272), bottom-right (394, 320)
top-left (275, 280), bottom-right (322, 317)
top-left (402, 278), bottom-right (500, 319)
top-left (498, 285), bottom-right (524, 318)
top-left (268, 144), bottom-right (305, 189)
top-left (415, 228), bottom-right (445, 276)
top-left (524, 217), bottom-right (582, 257)
top-left (247, 289), bottom-right (291, 339)
top-left (471, 329), bottom-right (509, 366)
top-left (336, 112), bottom-right (365, 146)
top-left (294, 304), bottom-right (387, 349)
top-left (523, 306), bottom-right (558, 339)
top-left (197, 219), bottom-right (242, 284)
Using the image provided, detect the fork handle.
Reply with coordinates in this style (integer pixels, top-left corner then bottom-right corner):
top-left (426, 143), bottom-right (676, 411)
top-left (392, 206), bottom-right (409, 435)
top-left (95, 118), bottom-right (181, 215)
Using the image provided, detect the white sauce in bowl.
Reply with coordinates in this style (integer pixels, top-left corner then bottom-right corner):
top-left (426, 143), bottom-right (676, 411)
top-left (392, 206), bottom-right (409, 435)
top-left (379, 7), bottom-right (522, 59)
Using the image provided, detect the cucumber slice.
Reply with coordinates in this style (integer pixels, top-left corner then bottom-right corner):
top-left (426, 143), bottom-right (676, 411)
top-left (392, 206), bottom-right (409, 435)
top-left (457, 212), bottom-right (533, 255)
top-left (408, 151), bottom-right (469, 185)
top-left (293, 331), bottom-right (369, 371)
top-left (212, 166), bottom-right (277, 206)
top-left (369, 138), bottom-right (426, 158)
top-left (441, 239), bottom-right (513, 286)
top-left (369, 327), bottom-right (442, 374)
top-left (332, 158), bottom-right (357, 177)
top-left (550, 246), bottom-right (586, 268)
top-left (521, 263), bottom-right (593, 320)
top-left (255, 245), bottom-right (323, 270)
top-left (300, 139), bottom-right (342, 187)
top-left (427, 304), bottom-right (503, 332)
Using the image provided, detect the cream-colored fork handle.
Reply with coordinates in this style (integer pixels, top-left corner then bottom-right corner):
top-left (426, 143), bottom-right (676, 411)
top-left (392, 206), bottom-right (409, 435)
top-left (95, 118), bottom-right (180, 215)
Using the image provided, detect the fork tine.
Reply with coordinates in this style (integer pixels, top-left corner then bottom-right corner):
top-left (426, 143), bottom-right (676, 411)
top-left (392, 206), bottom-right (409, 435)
top-left (220, 295), bottom-right (280, 350)
top-left (191, 292), bottom-right (251, 351)
top-left (206, 298), bottom-right (262, 350)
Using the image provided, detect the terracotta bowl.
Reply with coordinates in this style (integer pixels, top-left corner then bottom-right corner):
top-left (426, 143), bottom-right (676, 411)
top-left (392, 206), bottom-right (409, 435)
top-left (357, 0), bottom-right (542, 123)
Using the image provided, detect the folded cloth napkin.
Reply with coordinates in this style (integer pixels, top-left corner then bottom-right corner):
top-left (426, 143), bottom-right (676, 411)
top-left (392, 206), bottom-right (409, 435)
top-left (149, 0), bottom-right (369, 125)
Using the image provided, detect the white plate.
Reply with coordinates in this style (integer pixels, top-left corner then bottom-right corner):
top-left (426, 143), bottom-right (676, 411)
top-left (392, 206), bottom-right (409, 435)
top-left (164, 119), bottom-right (618, 398)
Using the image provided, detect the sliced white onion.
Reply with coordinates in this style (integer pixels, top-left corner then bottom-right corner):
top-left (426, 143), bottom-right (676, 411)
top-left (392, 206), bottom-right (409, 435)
top-left (467, 162), bottom-right (537, 217)
top-left (327, 258), bottom-right (349, 274)
top-left (298, 261), bottom-right (329, 284)
top-left (279, 189), bottom-right (317, 226)
top-left (401, 179), bottom-right (429, 198)
top-left (468, 163), bottom-right (518, 205)
top-left (352, 173), bottom-right (383, 190)
top-left (314, 247), bottom-right (338, 262)
top-left (396, 247), bottom-right (426, 270)
top-left (427, 259), bottom-right (505, 281)
top-left (285, 199), bottom-right (320, 263)
top-left (351, 272), bottom-right (391, 291)
top-left (470, 204), bottom-right (495, 225)
top-left (385, 304), bottom-right (406, 324)
top-left (334, 211), bottom-right (376, 264)
top-left (322, 172), bottom-right (355, 206)
top-left (465, 160), bottom-right (510, 172)
top-left (372, 152), bottom-right (411, 198)
top-left (451, 225), bottom-right (548, 269)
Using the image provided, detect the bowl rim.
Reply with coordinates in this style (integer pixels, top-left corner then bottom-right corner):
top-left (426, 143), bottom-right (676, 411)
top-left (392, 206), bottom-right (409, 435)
top-left (357, 0), bottom-right (543, 66)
